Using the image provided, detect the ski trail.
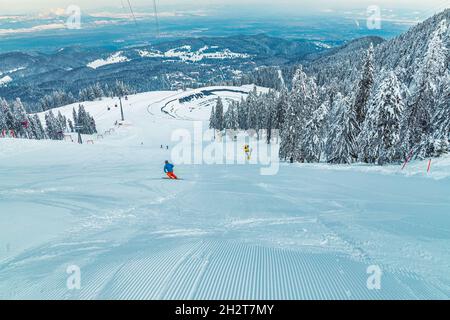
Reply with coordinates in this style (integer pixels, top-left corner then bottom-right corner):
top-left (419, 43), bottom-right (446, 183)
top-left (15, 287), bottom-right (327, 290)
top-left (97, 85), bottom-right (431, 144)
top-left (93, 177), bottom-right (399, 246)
top-left (0, 233), bottom-right (447, 299)
top-left (1, 86), bottom-right (449, 299)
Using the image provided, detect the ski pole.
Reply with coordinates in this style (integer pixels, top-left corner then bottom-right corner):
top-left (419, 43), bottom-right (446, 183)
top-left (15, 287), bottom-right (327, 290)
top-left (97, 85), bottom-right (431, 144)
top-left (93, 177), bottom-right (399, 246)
top-left (427, 159), bottom-right (432, 173)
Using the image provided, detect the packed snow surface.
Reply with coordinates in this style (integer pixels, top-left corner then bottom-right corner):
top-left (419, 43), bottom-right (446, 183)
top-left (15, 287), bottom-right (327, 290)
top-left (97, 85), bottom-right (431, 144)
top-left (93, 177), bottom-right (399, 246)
top-left (0, 85), bottom-right (449, 299)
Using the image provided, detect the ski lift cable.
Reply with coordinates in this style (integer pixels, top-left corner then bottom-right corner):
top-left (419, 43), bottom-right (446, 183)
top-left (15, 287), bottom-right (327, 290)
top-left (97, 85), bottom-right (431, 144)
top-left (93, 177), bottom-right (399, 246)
top-left (121, 0), bottom-right (161, 43)
top-left (126, 0), bottom-right (139, 27)
top-left (120, 0), bottom-right (147, 45)
top-left (153, 0), bottom-right (161, 37)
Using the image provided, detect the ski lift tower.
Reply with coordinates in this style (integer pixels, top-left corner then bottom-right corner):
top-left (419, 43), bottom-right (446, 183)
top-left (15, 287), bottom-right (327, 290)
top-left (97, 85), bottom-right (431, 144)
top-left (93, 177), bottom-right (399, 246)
top-left (75, 124), bottom-right (84, 144)
top-left (118, 95), bottom-right (125, 122)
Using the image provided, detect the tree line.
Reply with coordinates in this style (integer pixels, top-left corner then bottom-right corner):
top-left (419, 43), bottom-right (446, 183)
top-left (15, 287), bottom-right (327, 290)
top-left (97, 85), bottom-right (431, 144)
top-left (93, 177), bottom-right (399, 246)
top-left (0, 99), bottom-right (97, 141)
top-left (210, 21), bottom-right (449, 165)
top-left (38, 80), bottom-right (134, 112)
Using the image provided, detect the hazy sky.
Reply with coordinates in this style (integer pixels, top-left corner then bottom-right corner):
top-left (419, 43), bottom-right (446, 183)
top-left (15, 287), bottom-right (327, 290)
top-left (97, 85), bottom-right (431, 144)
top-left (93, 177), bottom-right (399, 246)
top-left (1, 0), bottom-right (448, 14)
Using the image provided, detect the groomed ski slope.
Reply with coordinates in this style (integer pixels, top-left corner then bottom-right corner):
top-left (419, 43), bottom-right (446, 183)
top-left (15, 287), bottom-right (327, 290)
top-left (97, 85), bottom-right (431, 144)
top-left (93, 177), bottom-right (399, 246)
top-left (0, 85), bottom-right (449, 300)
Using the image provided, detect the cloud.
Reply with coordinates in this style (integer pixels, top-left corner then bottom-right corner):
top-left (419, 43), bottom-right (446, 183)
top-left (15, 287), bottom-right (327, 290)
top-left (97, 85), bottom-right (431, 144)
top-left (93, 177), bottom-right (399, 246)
top-left (0, 23), bottom-right (66, 36)
top-left (89, 10), bottom-right (209, 19)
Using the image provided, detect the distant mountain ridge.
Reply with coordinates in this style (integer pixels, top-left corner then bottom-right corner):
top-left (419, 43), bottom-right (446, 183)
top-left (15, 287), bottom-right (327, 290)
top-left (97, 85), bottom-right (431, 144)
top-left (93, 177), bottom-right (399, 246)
top-left (0, 34), bottom-right (336, 111)
top-left (307, 9), bottom-right (450, 94)
top-left (1, 9), bottom-right (449, 112)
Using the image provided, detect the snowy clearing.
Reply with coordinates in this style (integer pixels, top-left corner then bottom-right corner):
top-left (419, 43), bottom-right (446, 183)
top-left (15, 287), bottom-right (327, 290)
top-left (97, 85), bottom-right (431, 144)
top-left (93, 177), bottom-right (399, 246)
top-left (0, 75), bottom-right (12, 86)
top-left (138, 46), bottom-right (252, 62)
top-left (87, 52), bottom-right (130, 69)
top-left (0, 86), bottom-right (449, 299)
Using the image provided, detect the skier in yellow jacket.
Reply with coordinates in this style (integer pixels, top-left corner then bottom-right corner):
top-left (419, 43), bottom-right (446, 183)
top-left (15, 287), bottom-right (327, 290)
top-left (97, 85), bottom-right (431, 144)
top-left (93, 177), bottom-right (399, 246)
top-left (244, 144), bottom-right (252, 160)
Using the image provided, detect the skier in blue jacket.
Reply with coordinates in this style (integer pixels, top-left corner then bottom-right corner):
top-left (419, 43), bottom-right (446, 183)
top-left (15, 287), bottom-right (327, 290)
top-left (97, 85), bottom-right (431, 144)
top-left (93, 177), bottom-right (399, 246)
top-left (164, 160), bottom-right (178, 179)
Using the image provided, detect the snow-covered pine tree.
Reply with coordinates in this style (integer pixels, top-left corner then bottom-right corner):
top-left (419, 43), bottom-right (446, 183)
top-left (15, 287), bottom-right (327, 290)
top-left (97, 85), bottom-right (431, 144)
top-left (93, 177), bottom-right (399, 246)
top-left (323, 86), bottom-right (341, 159)
top-left (0, 98), bottom-right (8, 132)
top-left (26, 117), bottom-right (35, 139)
top-left (404, 19), bottom-right (448, 157)
top-left (57, 111), bottom-right (67, 133)
top-left (93, 83), bottom-right (105, 100)
top-left (280, 99), bottom-right (301, 162)
top-left (68, 118), bottom-right (74, 133)
top-left (414, 133), bottom-right (449, 159)
top-left (246, 87), bottom-right (260, 133)
top-left (289, 66), bottom-right (319, 161)
top-left (412, 72), bottom-right (450, 158)
top-left (89, 115), bottom-right (97, 134)
top-left (214, 97), bottom-right (224, 131)
top-left (290, 67), bottom-right (319, 118)
top-left (326, 93), bottom-right (358, 164)
top-left (45, 110), bottom-right (62, 140)
top-left (237, 97), bottom-right (248, 130)
top-left (32, 114), bottom-right (46, 140)
top-left (230, 101), bottom-right (239, 130)
top-left (250, 91), bottom-right (267, 140)
top-left (274, 87), bottom-right (288, 130)
top-left (104, 83), bottom-right (111, 97)
top-left (302, 101), bottom-right (329, 162)
top-left (364, 72), bottom-right (404, 165)
top-left (352, 43), bottom-right (375, 127)
top-left (73, 107), bottom-right (78, 126)
top-left (209, 105), bottom-right (216, 130)
top-left (77, 105), bottom-right (86, 127)
top-left (403, 87), bottom-right (433, 156)
top-left (11, 99), bottom-right (31, 138)
top-left (224, 101), bottom-right (238, 130)
top-left (263, 90), bottom-right (277, 144)
top-left (27, 115), bottom-right (41, 140)
top-left (413, 19), bottom-right (448, 98)
top-left (376, 73), bottom-right (405, 164)
top-left (88, 86), bottom-right (97, 101)
top-left (38, 90), bottom-right (76, 111)
top-left (113, 80), bottom-right (133, 97)
top-left (255, 93), bottom-right (266, 139)
top-left (433, 74), bottom-right (450, 143)
top-left (358, 98), bottom-right (378, 164)
top-left (74, 105), bottom-right (96, 134)
top-left (223, 102), bottom-right (231, 130)
top-left (3, 99), bottom-right (14, 133)
top-left (78, 88), bottom-right (88, 102)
